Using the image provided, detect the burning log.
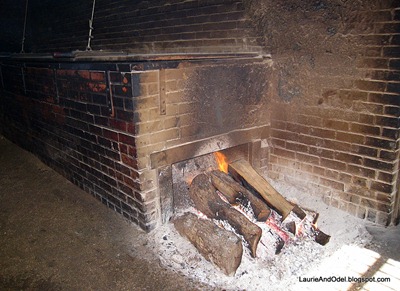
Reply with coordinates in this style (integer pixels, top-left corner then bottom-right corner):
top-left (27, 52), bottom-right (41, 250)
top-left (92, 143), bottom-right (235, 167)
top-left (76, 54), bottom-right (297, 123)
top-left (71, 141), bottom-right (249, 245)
top-left (209, 170), bottom-right (271, 222)
top-left (173, 212), bottom-right (243, 276)
top-left (228, 159), bottom-right (294, 220)
top-left (217, 205), bottom-right (262, 258)
top-left (189, 173), bottom-right (262, 257)
top-left (188, 173), bottom-right (225, 218)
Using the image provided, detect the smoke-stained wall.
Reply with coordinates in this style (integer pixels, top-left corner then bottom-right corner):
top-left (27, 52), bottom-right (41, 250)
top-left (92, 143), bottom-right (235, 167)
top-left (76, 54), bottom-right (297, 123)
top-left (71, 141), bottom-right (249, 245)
top-left (245, 0), bottom-right (400, 225)
top-left (0, 0), bottom-right (263, 54)
top-left (0, 0), bottom-right (399, 227)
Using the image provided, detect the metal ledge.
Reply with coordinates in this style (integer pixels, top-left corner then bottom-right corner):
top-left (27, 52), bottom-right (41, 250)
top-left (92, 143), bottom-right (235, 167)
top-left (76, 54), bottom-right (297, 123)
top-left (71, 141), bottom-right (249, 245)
top-left (1, 51), bottom-right (270, 63)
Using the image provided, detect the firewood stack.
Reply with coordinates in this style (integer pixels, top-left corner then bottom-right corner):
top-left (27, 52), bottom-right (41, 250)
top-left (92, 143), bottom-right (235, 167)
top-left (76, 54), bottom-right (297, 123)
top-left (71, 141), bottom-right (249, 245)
top-left (173, 158), bottom-right (330, 276)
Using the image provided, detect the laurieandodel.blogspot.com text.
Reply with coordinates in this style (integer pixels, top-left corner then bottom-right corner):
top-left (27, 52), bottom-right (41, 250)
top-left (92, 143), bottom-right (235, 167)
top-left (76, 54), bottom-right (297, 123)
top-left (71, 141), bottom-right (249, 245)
top-left (298, 275), bottom-right (391, 283)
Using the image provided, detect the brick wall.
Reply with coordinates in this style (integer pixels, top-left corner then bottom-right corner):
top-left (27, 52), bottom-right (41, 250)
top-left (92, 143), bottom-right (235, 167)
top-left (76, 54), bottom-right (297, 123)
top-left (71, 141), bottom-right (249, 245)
top-left (249, 1), bottom-right (400, 225)
top-left (0, 62), bottom-right (145, 227)
top-left (0, 56), bottom-right (271, 231)
top-left (133, 58), bottom-right (272, 224)
top-left (0, 0), bottom-right (399, 228)
top-left (0, 0), bottom-right (263, 54)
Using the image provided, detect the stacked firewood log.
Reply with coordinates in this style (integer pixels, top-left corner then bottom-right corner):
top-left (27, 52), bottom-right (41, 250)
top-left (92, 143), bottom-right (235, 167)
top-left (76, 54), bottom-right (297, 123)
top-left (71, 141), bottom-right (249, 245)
top-left (173, 159), bottom-right (330, 276)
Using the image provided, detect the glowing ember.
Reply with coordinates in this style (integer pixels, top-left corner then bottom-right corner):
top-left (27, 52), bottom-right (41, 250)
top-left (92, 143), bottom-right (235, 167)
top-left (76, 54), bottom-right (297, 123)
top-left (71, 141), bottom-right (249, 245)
top-left (216, 190), bottom-right (230, 204)
top-left (296, 223), bottom-right (305, 237)
top-left (266, 215), bottom-right (290, 243)
top-left (214, 152), bottom-right (228, 173)
top-left (194, 209), bottom-right (209, 220)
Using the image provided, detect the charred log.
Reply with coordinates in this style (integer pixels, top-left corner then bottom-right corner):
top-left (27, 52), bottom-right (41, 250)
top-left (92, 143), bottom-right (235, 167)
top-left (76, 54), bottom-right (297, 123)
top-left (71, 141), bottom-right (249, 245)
top-left (209, 170), bottom-right (271, 221)
top-left (173, 212), bottom-right (243, 276)
top-left (228, 159), bottom-right (294, 220)
top-left (189, 174), bottom-right (262, 257)
top-left (285, 221), bottom-right (297, 236)
top-left (313, 228), bottom-right (331, 246)
top-left (217, 205), bottom-right (262, 258)
top-left (291, 205), bottom-right (307, 220)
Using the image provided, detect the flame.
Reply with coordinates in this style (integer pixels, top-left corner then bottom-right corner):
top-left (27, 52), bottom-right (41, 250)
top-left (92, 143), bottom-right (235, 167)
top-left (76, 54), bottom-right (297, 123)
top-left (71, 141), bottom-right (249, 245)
top-left (214, 152), bottom-right (228, 173)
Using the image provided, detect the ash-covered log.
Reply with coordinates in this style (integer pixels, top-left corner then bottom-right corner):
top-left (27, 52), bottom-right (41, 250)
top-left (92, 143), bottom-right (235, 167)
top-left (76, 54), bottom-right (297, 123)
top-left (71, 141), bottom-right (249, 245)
top-left (228, 159), bottom-right (294, 220)
top-left (209, 170), bottom-right (271, 222)
top-left (173, 212), bottom-right (243, 276)
top-left (189, 173), bottom-right (262, 258)
top-left (217, 205), bottom-right (262, 258)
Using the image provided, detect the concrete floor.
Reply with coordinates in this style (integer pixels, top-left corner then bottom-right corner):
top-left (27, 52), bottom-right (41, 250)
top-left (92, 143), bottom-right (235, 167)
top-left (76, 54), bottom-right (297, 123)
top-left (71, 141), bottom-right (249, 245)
top-left (1, 134), bottom-right (399, 291)
top-left (0, 135), bottom-right (209, 291)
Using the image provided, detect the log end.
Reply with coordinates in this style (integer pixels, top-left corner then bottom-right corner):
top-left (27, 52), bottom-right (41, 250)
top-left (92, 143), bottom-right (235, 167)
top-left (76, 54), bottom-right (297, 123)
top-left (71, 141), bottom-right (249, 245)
top-left (249, 227), bottom-right (262, 258)
top-left (292, 205), bottom-right (307, 220)
top-left (256, 209), bottom-right (271, 222)
top-left (314, 229), bottom-right (331, 246)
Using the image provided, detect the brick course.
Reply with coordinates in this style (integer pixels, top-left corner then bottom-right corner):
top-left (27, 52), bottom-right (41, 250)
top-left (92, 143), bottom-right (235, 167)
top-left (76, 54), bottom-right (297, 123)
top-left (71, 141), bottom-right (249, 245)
top-left (265, 3), bottom-right (400, 225)
top-left (0, 0), bottom-right (399, 228)
top-left (0, 0), bottom-right (263, 54)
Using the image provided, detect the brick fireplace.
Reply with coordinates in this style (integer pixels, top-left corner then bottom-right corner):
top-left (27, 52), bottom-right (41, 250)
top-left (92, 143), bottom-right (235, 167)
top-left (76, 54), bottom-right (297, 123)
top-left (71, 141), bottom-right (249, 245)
top-left (0, 53), bottom-right (272, 231)
top-left (0, 0), bottom-right (399, 231)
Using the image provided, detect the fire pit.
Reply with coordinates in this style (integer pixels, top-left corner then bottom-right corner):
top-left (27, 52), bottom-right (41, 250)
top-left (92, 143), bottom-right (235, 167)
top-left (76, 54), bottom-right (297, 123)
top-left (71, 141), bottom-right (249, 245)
top-left (171, 151), bottom-right (330, 275)
top-left (147, 171), bottom-right (372, 290)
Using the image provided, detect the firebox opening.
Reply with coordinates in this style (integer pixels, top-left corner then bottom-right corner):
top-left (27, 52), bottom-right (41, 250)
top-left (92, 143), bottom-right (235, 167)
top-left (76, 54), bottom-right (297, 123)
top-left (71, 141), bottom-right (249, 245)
top-left (171, 143), bottom-right (250, 215)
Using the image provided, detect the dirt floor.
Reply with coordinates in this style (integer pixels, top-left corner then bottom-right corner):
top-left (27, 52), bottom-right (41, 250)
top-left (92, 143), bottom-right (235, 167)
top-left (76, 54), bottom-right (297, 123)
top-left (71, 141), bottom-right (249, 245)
top-left (0, 135), bottom-right (211, 291)
top-left (1, 134), bottom-right (399, 291)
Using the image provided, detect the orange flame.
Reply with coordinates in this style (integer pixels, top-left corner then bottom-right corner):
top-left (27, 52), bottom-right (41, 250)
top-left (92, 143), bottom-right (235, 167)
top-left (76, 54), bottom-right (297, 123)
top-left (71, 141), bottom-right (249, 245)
top-left (214, 152), bottom-right (228, 173)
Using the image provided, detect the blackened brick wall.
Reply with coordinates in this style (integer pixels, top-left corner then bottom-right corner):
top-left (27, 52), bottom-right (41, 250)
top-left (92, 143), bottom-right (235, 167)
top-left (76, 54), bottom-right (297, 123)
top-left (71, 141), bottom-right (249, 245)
top-left (0, 0), bottom-right (263, 54)
top-left (0, 57), bottom-right (270, 231)
top-left (0, 61), bottom-right (147, 228)
top-left (1, 0), bottom-right (399, 228)
top-left (248, 1), bottom-right (400, 225)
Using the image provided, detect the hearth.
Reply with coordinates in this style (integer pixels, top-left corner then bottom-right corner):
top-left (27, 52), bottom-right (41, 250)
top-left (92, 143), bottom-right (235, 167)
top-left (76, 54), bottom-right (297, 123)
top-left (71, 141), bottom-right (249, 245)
top-left (170, 150), bottom-right (330, 275)
top-left (142, 54), bottom-right (273, 230)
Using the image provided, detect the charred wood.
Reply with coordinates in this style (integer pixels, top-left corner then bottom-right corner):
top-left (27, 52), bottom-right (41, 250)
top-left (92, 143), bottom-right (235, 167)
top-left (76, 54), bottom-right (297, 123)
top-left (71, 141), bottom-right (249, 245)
top-left (291, 205), bottom-right (307, 220)
top-left (209, 170), bottom-right (271, 222)
top-left (228, 159), bottom-right (294, 220)
top-left (313, 228), bottom-right (331, 246)
top-left (284, 221), bottom-right (297, 236)
top-left (217, 205), bottom-right (262, 258)
top-left (173, 212), bottom-right (243, 276)
top-left (189, 173), bottom-right (262, 258)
